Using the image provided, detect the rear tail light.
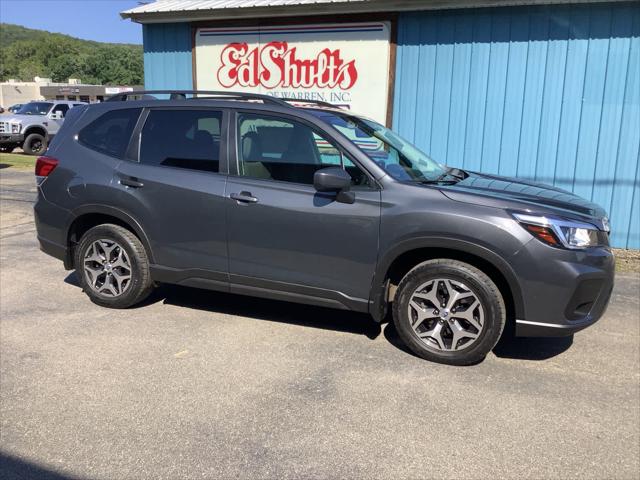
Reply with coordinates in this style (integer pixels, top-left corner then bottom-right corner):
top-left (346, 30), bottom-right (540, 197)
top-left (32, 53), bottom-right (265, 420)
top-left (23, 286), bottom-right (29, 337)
top-left (35, 156), bottom-right (59, 184)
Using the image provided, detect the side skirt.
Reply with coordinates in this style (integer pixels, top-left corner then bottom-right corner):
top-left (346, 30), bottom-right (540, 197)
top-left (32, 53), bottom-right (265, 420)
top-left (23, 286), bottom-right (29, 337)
top-left (149, 265), bottom-right (370, 313)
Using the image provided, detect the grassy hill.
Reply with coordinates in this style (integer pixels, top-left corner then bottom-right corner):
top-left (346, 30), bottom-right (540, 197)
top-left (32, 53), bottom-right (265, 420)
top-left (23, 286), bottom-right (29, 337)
top-left (0, 23), bottom-right (143, 85)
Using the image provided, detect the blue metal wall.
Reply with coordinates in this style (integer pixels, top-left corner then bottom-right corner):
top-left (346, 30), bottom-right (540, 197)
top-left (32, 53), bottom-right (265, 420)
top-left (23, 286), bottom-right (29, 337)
top-left (393, 3), bottom-right (639, 249)
top-left (143, 23), bottom-right (193, 90)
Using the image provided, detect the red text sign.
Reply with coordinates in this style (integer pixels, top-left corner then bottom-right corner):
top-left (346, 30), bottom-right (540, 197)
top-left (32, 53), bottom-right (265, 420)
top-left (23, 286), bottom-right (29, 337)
top-left (217, 41), bottom-right (358, 90)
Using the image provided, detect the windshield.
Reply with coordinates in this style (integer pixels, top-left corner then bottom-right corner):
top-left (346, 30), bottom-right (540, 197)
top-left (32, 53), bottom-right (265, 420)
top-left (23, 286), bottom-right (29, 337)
top-left (16, 102), bottom-right (53, 116)
top-left (309, 110), bottom-right (449, 182)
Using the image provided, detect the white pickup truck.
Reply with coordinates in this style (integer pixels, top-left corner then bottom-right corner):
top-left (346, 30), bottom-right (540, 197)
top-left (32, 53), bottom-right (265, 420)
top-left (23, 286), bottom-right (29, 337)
top-left (0, 100), bottom-right (86, 155)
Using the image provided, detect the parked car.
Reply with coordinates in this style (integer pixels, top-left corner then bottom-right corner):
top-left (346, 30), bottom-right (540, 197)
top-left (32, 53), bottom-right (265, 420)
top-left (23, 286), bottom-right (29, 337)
top-left (8, 103), bottom-right (24, 114)
top-left (33, 90), bottom-right (615, 365)
top-left (0, 106), bottom-right (4, 114)
top-left (0, 100), bottom-right (86, 154)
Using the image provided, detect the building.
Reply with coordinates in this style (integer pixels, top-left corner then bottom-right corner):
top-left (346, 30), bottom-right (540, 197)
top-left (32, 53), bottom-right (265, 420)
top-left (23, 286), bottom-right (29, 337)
top-left (121, 0), bottom-right (639, 249)
top-left (0, 77), bottom-right (48, 109)
top-left (39, 83), bottom-right (136, 103)
top-left (0, 77), bottom-right (137, 107)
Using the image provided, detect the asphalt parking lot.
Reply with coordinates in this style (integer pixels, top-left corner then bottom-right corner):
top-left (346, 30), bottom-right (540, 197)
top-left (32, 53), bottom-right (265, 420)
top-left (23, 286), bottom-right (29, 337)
top-left (1, 168), bottom-right (639, 480)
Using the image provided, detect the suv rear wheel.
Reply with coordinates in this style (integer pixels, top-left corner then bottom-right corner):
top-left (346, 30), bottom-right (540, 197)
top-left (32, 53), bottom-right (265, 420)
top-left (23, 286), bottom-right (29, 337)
top-left (393, 259), bottom-right (505, 365)
top-left (74, 224), bottom-right (154, 308)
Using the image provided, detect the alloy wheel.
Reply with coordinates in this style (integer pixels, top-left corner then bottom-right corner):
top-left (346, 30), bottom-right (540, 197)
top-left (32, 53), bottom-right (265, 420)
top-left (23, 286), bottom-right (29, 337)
top-left (407, 278), bottom-right (485, 351)
top-left (83, 239), bottom-right (132, 297)
top-left (30, 139), bottom-right (43, 153)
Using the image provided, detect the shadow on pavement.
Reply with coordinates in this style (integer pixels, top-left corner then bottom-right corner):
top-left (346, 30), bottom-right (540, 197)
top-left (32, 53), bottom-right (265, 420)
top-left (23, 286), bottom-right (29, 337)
top-left (0, 452), bottom-right (82, 480)
top-left (159, 284), bottom-right (384, 340)
top-left (492, 325), bottom-right (574, 360)
top-left (382, 321), bottom-right (423, 359)
top-left (64, 272), bottom-right (573, 360)
top-left (383, 319), bottom-right (573, 363)
top-left (64, 272), bottom-right (382, 339)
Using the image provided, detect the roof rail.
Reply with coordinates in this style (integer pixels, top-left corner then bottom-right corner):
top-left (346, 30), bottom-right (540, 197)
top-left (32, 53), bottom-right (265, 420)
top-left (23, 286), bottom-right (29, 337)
top-left (105, 90), bottom-right (343, 111)
top-left (105, 89), bottom-right (289, 106)
top-left (277, 97), bottom-right (340, 109)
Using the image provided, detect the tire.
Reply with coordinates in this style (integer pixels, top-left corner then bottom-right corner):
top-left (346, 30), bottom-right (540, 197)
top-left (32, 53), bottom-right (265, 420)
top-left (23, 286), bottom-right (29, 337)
top-left (22, 133), bottom-right (47, 155)
top-left (393, 259), bottom-right (506, 366)
top-left (74, 224), bottom-right (154, 308)
top-left (0, 145), bottom-right (15, 153)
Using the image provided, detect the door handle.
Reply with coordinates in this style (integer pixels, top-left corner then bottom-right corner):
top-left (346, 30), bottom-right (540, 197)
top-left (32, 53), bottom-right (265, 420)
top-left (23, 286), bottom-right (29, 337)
top-left (119, 177), bottom-right (144, 188)
top-left (230, 191), bottom-right (258, 204)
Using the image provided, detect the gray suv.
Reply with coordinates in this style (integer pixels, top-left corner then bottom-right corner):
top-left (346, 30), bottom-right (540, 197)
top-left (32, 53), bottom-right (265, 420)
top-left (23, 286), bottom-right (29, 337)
top-left (33, 91), bottom-right (615, 365)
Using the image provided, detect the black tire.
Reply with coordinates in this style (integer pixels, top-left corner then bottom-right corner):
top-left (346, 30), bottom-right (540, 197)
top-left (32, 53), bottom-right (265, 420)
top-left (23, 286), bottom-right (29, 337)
top-left (22, 132), bottom-right (47, 155)
top-left (0, 145), bottom-right (15, 153)
top-left (393, 259), bottom-right (506, 366)
top-left (74, 224), bottom-right (154, 308)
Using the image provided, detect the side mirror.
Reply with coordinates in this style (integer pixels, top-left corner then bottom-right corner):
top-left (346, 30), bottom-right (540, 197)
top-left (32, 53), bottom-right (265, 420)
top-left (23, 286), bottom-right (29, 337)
top-left (313, 167), bottom-right (355, 204)
top-left (50, 111), bottom-right (63, 120)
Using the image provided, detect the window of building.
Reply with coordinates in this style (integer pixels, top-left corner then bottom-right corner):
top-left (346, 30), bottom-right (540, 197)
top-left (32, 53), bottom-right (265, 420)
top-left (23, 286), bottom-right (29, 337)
top-left (140, 109), bottom-right (222, 173)
top-left (237, 113), bottom-right (369, 186)
top-left (78, 108), bottom-right (141, 158)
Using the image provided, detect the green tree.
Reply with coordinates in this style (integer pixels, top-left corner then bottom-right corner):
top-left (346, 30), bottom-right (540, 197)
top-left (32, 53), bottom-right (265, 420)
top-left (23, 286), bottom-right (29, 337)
top-left (0, 23), bottom-right (143, 85)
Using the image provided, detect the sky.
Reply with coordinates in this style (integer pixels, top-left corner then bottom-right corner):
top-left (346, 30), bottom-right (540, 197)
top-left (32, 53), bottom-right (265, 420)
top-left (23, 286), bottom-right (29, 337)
top-left (0, 0), bottom-right (143, 44)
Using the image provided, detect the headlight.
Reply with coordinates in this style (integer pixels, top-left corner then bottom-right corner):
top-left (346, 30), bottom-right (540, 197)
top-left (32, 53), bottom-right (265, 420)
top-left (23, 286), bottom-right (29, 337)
top-left (11, 123), bottom-right (21, 133)
top-left (513, 213), bottom-right (608, 249)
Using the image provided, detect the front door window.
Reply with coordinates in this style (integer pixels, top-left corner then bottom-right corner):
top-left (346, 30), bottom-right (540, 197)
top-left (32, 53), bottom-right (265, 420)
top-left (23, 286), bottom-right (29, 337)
top-left (236, 113), bottom-right (369, 186)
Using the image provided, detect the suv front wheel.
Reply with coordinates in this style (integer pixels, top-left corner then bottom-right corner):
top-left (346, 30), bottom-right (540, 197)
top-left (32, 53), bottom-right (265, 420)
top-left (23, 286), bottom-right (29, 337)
top-left (74, 224), bottom-right (154, 308)
top-left (393, 259), bottom-right (506, 365)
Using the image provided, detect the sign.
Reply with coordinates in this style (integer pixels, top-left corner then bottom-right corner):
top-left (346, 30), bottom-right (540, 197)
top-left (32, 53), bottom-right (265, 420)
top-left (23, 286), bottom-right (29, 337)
top-left (105, 87), bottom-right (134, 94)
top-left (58, 87), bottom-right (79, 93)
top-left (195, 23), bottom-right (391, 123)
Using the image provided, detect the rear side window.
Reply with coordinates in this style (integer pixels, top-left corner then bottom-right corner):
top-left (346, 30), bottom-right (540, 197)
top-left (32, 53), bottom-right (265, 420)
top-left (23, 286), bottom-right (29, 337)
top-left (140, 109), bottom-right (222, 173)
top-left (78, 108), bottom-right (140, 158)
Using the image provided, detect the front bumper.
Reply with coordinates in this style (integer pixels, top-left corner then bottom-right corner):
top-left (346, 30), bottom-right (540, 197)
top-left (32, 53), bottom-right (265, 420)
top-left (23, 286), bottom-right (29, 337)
top-left (0, 133), bottom-right (23, 145)
top-left (511, 239), bottom-right (615, 337)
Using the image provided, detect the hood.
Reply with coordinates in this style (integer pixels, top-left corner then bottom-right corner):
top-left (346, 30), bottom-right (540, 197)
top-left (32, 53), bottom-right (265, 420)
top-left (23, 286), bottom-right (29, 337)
top-left (1, 114), bottom-right (47, 124)
top-left (439, 171), bottom-right (608, 228)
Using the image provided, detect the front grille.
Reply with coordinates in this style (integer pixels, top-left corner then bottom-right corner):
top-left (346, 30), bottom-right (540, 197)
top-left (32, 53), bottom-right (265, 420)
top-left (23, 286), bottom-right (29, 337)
top-left (0, 122), bottom-right (7, 133)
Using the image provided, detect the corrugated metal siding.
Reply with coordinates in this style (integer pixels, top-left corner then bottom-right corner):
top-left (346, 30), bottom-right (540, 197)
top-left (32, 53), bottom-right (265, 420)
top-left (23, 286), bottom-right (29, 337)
top-left (143, 23), bottom-right (193, 90)
top-left (393, 3), bottom-right (640, 249)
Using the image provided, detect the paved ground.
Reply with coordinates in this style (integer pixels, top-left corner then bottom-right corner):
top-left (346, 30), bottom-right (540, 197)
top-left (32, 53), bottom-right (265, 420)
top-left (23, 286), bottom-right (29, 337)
top-left (1, 168), bottom-right (639, 480)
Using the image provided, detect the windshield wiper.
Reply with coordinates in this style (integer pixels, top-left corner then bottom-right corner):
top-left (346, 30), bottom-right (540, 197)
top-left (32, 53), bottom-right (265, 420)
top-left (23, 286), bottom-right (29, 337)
top-left (445, 167), bottom-right (466, 180)
top-left (420, 168), bottom-right (466, 184)
top-left (417, 179), bottom-right (459, 185)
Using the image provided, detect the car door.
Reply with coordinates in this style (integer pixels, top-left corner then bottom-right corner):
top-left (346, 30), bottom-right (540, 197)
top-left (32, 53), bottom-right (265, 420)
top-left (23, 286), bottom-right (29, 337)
top-left (225, 111), bottom-right (381, 310)
top-left (47, 103), bottom-right (69, 136)
top-left (115, 107), bottom-right (229, 284)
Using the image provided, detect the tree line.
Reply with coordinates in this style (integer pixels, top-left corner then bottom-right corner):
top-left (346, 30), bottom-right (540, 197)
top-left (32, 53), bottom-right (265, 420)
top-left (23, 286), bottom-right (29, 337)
top-left (0, 23), bottom-right (143, 85)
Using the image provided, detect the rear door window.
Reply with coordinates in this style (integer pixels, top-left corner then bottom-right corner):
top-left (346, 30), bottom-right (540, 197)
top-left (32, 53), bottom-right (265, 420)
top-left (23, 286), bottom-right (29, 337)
top-left (139, 109), bottom-right (222, 173)
top-left (78, 108), bottom-right (141, 158)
